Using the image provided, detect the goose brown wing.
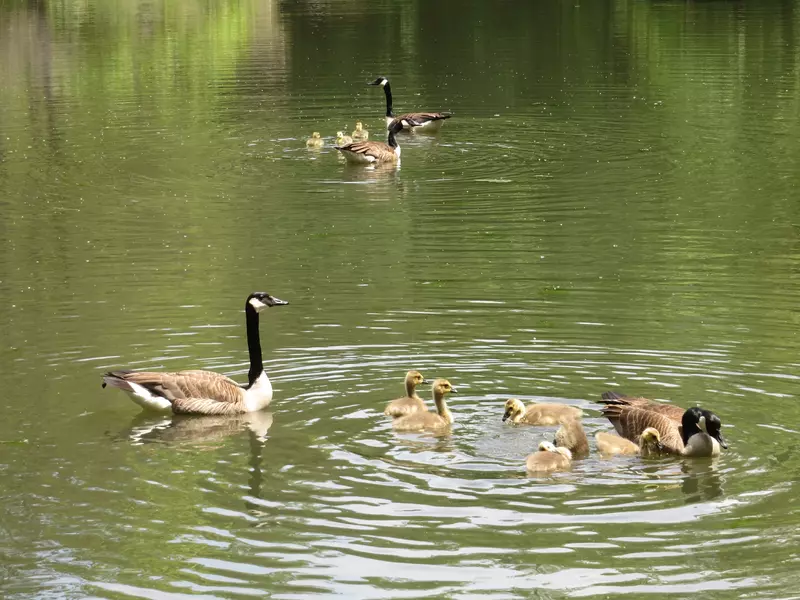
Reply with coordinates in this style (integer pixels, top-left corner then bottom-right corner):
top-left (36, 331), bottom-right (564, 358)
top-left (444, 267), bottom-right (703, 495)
top-left (105, 370), bottom-right (244, 404)
top-left (600, 391), bottom-right (685, 423)
top-left (398, 111), bottom-right (451, 123)
top-left (336, 140), bottom-right (394, 161)
top-left (602, 405), bottom-right (684, 453)
top-left (171, 397), bottom-right (248, 415)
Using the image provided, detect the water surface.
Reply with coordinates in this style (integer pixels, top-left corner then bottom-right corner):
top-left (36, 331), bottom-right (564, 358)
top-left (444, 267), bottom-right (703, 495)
top-left (2, 0), bottom-right (800, 597)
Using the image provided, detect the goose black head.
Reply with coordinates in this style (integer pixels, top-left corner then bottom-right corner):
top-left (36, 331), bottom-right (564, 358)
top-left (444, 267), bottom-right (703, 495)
top-left (699, 409), bottom-right (727, 449)
top-left (368, 76), bottom-right (389, 87)
top-left (682, 406), bottom-right (727, 449)
top-left (247, 292), bottom-right (289, 313)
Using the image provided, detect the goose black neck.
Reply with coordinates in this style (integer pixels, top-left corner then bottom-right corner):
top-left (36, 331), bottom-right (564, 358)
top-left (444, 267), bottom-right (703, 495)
top-left (245, 303), bottom-right (263, 387)
top-left (383, 82), bottom-right (394, 117)
top-left (681, 407), bottom-right (703, 445)
top-left (388, 128), bottom-right (398, 148)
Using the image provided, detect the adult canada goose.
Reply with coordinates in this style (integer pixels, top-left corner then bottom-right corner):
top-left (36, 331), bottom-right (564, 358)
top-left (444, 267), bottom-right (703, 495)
top-left (595, 428), bottom-right (664, 457)
top-left (602, 403), bottom-right (727, 457)
top-left (368, 77), bottom-right (452, 132)
top-left (526, 441), bottom-right (572, 474)
top-left (334, 118), bottom-right (413, 165)
top-left (502, 398), bottom-right (583, 426)
top-left (393, 379), bottom-right (457, 432)
top-left (384, 370), bottom-right (430, 418)
top-left (102, 292), bottom-right (288, 415)
top-left (335, 131), bottom-right (353, 146)
top-left (599, 390), bottom-right (685, 423)
top-left (306, 132), bottom-right (323, 148)
top-left (553, 418), bottom-right (590, 458)
top-left (351, 121), bottom-right (369, 141)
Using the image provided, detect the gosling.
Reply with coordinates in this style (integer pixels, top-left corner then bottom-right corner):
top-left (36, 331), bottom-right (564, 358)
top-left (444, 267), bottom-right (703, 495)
top-left (393, 379), bottom-right (456, 432)
top-left (306, 132), bottom-right (323, 148)
top-left (502, 398), bottom-right (582, 426)
top-left (336, 131), bottom-right (353, 146)
top-left (384, 370), bottom-right (429, 418)
top-left (526, 441), bottom-right (572, 474)
top-left (351, 121), bottom-right (369, 141)
top-left (595, 427), bottom-right (665, 457)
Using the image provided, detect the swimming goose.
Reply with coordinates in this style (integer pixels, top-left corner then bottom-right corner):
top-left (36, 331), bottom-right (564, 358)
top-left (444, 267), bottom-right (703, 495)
top-left (306, 132), bottom-right (323, 148)
top-left (595, 428), bottom-right (664, 457)
top-left (393, 379), bottom-right (457, 432)
top-left (351, 122), bottom-right (369, 141)
top-left (599, 390), bottom-right (685, 423)
top-left (602, 403), bottom-right (727, 457)
top-left (384, 370), bottom-right (430, 418)
top-left (526, 441), bottom-right (572, 474)
top-left (553, 417), bottom-right (590, 458)
top-left (502, 398), bottom-right (583, 426)
top-left (368, 77), bottom-right (452, 132)
top-left (102, 292), bottom-right (288, 415)
top-left (335, 131), bottom-right (353, 146)
top-left (334, 118), bottom-right (412, 165)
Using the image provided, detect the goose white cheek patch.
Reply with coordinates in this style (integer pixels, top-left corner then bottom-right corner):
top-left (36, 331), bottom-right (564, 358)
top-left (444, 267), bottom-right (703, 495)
top-left (249, 298), bottom-right (268, 312)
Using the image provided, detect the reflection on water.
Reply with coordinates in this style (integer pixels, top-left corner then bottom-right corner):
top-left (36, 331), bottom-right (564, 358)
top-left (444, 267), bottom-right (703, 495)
top-left (2, 0), bottom-right (800, 597)
top-left (121, 411), bottom-right (274, 446)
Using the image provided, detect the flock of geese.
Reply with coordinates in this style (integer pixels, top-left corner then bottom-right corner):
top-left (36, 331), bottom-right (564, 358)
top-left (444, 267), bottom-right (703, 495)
top-left (102, 291), bottom-right (729, 475)
top-left (305, 76), bottom-right (452, 165)
top-left (383, 371), bottom-right (727, 474)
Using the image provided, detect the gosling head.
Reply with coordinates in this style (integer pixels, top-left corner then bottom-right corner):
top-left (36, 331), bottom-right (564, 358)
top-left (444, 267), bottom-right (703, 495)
top-left (246, 292), bottom-right (289, 313)
top-left (638, 427), bottom-right (663, 454)
top-left (311, 132), bottom-right (321, 139)
top-left (538, 440), bottom-right (557, 452)
top-left (355, 121), bottom-right (364, 131)
top-left (336, 131), bottom-right (344, 138)
top-left (432, 378), bottom-right (457, 397)
top-left (502, 398), bottom-right (526, 423)
top-left (405, 370), bottom-right (429, 387)
top-left (368, 77), bottom-right (389, 87)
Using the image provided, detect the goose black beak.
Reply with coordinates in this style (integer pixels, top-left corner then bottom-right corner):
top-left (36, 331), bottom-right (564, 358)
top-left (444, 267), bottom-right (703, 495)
top-left (267, 296), bottom-right (289, 307)
top-left (421, 379), bottom-right (431, 385)
top-left (715, 433), bottom-right (728, 449)
top-left (450, 387), bottom-right (458, 393)
top-left (502, 409), bottom-right (510, 422)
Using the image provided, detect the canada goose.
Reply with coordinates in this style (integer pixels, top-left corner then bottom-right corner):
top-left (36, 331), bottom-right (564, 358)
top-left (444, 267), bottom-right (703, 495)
top-left (368, 77), bottom-right (452, 132)
top-left (102, 292), bottom-right (288, 415)
top-left (502, 398), bottom-right (582, 426)
top-left (335, 131), bottom-right (353, 146)
top-left (602, 403), bottom-right (727, 457)
top-left (526, 441), bottom-right (572, 474)
top-left (393, 379), bottom-right (457, 432)
top-left (351, 121), bottom-right (369, 141)
top-left (553, 418), bottom-right (590, 458)
top-left (595, 427), bottom-right (664, 457)
top-left (600, 390), bottom-right (685, 423)
top-left (384, 370), bottom-right (430, 418)
top-left (334, 118), bottom-right (413, 165)
top-left (306, 132), bottom-right (323, 148)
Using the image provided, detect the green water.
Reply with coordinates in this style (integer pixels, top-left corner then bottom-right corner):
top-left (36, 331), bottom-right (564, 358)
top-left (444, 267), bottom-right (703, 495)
top-left (2, 0), bottom-right (800, 597)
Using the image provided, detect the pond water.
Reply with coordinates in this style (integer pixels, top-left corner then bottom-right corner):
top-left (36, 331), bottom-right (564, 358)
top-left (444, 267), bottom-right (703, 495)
top-left (2, 0), bottom-right (800, 597)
